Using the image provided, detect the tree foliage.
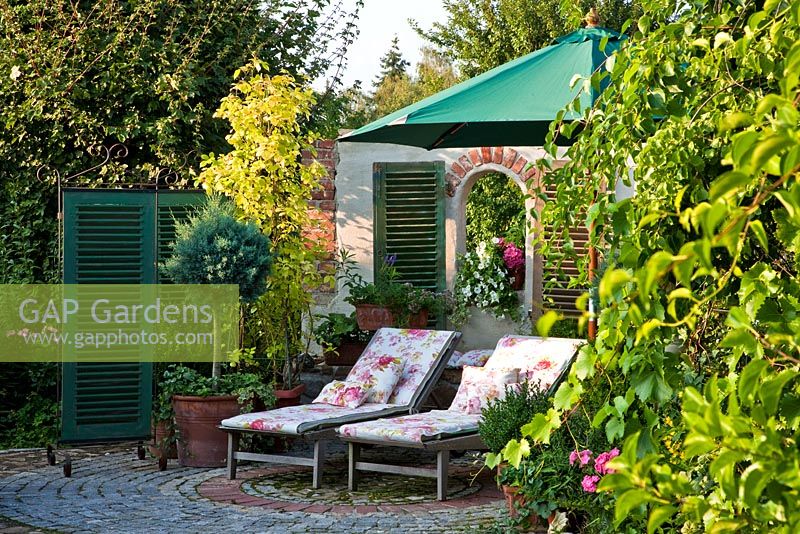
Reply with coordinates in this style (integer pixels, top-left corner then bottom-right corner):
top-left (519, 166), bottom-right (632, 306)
top-left (374, 35), bottom-right (411, 87)
top-left (341, 47), bottom-right (458, 129)
top-left (416, 0), bottom-right (642, 77)
top-left (197, 60), bottom-right (332, 388)
top-left (466, 173), bottom-right (527, 248)
top-left (0, 0), bottom-right (360, 284)
top-left (498, 0), bottom-right (800, 531)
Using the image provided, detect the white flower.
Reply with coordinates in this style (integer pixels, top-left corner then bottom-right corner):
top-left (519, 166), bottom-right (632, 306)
top-left (10, 66), bottom-right (21, 80)
top-left (492, 237), bottom-right (502, 245)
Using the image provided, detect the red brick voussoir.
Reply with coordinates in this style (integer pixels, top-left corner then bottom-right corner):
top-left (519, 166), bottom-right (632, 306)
top-left (197, 465), bottom-right (502, 515)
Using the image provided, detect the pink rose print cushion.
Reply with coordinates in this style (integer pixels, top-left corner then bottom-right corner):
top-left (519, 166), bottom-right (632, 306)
top-left (457, 349), bottom-right (494, 367)
top-left (312, 380), bottom-right (372, 409)
top-left (449, 366), bottom-right (519, 414)
top-left (345, 354), bottom-right (404, 404)
top-left (485, 336), bottom-right (582, 390)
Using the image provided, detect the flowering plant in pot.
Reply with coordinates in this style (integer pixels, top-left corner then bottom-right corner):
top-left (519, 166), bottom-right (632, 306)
top-left (160, 198), bottom-right (273, 467)
top-left (451, 240), bottom-right (520, 326)
top-left (495, 238), bottom-right (525, 290)
top-left (313, 312), bottom-right (372, 366)
top-left (336, 248), bottom-right (448, 330)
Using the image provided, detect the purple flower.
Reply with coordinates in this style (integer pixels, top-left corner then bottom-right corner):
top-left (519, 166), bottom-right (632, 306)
top-left (384, 254), bottom-right (397, 266)
top-left (581, 475), bottom-right (601, 493)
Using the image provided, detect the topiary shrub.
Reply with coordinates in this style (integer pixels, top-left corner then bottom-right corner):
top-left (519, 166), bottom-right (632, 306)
top-left (161, 197), bottom-right (272, 302)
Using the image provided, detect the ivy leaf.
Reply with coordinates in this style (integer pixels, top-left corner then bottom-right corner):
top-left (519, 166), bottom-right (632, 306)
top-left (759, 369), bottom-right (798, 415)
top-left (709, 171), bottom-right (751, 201)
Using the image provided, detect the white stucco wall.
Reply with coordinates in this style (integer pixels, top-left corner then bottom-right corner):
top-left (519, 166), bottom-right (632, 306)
top-left (321, 140), bottom-right (574, 350)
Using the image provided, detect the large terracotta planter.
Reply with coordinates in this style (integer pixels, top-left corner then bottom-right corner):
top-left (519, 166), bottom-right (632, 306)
top-left (323, 340), bottom-right (368, 366)
top-left (355, 304), bottom-right (428, 330)
top-left (172, 395), bottom-right (241, 468)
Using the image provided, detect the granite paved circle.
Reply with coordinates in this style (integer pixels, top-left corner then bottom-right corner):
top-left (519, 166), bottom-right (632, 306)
top-left (0, 447), bottom-right (504, 533)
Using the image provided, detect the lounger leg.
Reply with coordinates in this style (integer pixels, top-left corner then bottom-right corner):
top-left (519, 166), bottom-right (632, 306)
top-left (436, 450), bottom-right (450, 501)
top-left (227, 433), bottom-right (239, 480)
top-left (312, 440), bottom-right (326, 489)
top-left (348, 443), bottom-right (361, 491)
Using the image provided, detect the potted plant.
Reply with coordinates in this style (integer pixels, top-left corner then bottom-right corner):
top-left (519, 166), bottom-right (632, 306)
top-left (479, 381), bottom-right (551, 529)
top-left (451, 240), bottom-right (521, 327)
top-left (496, 238), bottom-right (525, 290)
top-left (313, 312), bottom-right (372, 366)
top-left (160, 197), bottom-right (273, 467)
top-left (159, 365), bottom-right (275, 467)
top-left (336, 249), bottom-right (447, 330)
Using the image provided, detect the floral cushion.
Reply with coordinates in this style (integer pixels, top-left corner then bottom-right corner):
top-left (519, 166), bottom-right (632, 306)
top-left (345, 354), bottom-right (404, 404)
top-left (457, 349), bottom-right (494, 367)
top-left (312, 380), bottom-right (371, 408)
top-left (349, 328), bottom-right (456, 406)
top-left (449, 366), bottom-right (519, 414)
top-left (485, 336), bottom-right (583, 390)
top-left (338, 410), bottom-right (481, 444)
top-left (221, 403), bottom-right (399, 435)
top-left (446, 350), bottom-right (464, 369)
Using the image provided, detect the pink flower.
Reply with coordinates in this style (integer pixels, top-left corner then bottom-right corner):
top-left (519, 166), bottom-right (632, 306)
top-left (503, 244), bottom-right (525, 270)
top-left (581, 475), bottom-right (601, 493)
top-left (595, 448), bottom-right (620, 475)
top-left (570, 449), bottom-right (593, 466)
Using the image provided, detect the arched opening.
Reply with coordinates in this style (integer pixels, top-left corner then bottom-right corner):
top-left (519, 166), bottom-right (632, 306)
top-left (465, 172), bottom-right (526, 251)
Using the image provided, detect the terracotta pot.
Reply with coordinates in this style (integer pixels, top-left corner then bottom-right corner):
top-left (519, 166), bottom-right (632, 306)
top-left (148, 420), bottom-right (177, 460)
top-left (172, 395), bottom-right (241, 468)
top-left (275, 383), bottom-right (306, 409)
top-left (355, 304), bottom-right (428, 330)
top-left (509, 268), bottom-right (525, 290)
top-left (323, 340), bottom-right (368, 366)
top-left (501, 484), bottom-right (540, 530)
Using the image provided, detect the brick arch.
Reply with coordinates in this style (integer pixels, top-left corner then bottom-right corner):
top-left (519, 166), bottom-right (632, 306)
top-left (445, 147), bottom-right (539, 197)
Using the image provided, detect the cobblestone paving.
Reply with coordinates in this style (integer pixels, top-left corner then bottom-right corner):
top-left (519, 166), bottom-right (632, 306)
top-left (0, 444), bottom-right (504, 533)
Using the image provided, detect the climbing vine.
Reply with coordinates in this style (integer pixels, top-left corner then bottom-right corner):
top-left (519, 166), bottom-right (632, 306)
top-left (494, 0), bottom-right (800, 531)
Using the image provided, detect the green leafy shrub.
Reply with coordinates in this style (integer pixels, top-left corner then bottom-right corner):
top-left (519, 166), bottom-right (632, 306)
top-left (313, 313), bottom-right (372, 350)
top-left (0, 394), bottom-right (58, 448)
top-left (162, 198), bottom-right (272, 302)
top-left (479, 381), bottom-right (550, 454)
top-left (158, 365), bottom-right (275, 414)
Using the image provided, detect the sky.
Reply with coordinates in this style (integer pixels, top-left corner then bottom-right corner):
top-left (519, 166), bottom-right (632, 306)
top-left (337, 0), bottom-right (447, 88)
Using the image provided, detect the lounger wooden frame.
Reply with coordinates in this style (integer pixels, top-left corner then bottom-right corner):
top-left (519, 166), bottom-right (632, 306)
top-left (340, 341), bottom-right (582, 501)
top-left (220, 330), bottom-right (462, 488)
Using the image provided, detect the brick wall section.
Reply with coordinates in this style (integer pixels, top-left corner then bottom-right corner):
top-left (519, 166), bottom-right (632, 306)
top-left (302, 139), bottom-right (337, 291)
top-left (446, 146), bottom-right (538, 196)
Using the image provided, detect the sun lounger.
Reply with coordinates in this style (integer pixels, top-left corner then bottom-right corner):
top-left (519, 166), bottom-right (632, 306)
top-left (219, 328), bottom-right (461, 488)
top-left (338, 335), bottom-right (584, 500)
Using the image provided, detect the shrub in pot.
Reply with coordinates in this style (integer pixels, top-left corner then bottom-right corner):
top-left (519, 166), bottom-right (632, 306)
top-left (479, 381), bottom-right (550, 528)
top-left (160, 365), bottom-right (275, 467)
top-left (313, 312), bottom-right (372, 366)
top-left (160, 198), bottom-right (273, 467)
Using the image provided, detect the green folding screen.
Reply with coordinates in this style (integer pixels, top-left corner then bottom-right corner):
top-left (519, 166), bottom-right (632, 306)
top-left (61, 189), bottom-right (204, 442)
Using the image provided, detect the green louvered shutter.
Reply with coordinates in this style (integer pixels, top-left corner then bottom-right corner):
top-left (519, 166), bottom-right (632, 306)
top-left (61, 191), bottom-right (155, 442)
top-left (374, 162), bottom-right (446, 327)
top-left (156, 191), bottom-right (206, 283)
